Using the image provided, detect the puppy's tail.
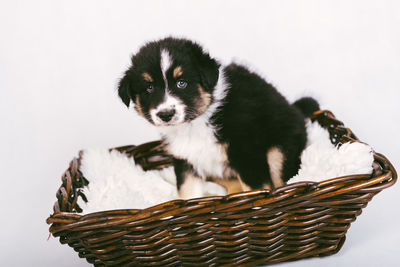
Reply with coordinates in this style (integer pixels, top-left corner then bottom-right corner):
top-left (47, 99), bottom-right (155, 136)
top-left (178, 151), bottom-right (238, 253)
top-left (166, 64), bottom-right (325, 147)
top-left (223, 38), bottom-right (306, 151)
top-left (293, 97), bottom-right (320, 117)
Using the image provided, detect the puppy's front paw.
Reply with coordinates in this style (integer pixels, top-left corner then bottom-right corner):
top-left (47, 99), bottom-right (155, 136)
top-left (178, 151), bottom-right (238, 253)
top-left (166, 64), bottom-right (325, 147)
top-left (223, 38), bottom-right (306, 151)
top-left (203, 181), bottom-right (227, 196)
top-left (179, 176), bottom-right (204, 199)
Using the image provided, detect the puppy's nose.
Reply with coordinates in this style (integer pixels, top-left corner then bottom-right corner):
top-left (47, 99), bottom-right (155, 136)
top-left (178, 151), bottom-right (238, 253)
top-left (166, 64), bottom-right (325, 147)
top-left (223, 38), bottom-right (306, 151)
top-left (157, 109), bottom-right (176, 122)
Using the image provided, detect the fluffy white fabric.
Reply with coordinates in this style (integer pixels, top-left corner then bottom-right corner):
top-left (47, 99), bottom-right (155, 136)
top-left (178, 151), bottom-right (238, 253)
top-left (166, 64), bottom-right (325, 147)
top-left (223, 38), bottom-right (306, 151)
top-left (287, 121), bottom-right (374, 184)
top-left (79, 149), bottom-right (177, 214)
top-left (79, 149), bottom-right (226, 214)
top-left (79, 121), bottom-right (373, 214)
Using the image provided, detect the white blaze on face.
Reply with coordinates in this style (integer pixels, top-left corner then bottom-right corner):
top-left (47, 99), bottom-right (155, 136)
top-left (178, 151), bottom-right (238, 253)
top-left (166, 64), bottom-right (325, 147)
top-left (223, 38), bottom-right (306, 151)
top-left (150, 48), bottom-right (186, 126)
top-left (160, 49), bottom-right (172, 88)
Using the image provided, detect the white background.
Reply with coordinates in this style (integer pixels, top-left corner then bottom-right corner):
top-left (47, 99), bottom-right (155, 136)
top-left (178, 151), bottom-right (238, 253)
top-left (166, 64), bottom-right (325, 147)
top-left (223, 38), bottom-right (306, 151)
top-left (1, 0), bottom-right (399, 266)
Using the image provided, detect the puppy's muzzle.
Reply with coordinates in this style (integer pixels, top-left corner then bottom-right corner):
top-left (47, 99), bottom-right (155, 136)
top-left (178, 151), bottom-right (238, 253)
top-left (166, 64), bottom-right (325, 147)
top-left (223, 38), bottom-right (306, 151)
top-left (157, 109), bottom-right (176, 122)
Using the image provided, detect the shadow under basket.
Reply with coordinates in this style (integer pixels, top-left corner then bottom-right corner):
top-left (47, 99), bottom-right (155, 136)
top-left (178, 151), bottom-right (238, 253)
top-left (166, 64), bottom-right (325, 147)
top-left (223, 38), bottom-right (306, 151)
top-left (47, 110), bottom-right (397, 267)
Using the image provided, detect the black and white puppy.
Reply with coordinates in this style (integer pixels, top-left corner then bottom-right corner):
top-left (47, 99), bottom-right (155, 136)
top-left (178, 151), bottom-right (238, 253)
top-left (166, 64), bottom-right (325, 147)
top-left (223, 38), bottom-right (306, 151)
top-left (118, 37), bottom-right (319, 199)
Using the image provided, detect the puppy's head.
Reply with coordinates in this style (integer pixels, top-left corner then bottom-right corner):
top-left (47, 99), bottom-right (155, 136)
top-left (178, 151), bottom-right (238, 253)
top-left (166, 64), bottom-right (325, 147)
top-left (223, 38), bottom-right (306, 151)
top-left (118, 37), bottom-right (220, 126)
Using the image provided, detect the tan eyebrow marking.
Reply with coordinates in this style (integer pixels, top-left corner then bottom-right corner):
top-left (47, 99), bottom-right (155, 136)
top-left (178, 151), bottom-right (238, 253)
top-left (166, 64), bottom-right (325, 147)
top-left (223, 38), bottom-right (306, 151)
top-left (142, 72), bottom-right (153, 82)
top-left (173, 66), bottom-right (183, 79)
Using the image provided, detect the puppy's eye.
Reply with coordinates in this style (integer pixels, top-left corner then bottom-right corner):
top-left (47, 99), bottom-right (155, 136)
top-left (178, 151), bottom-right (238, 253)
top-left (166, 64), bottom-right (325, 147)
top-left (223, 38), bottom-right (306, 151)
top-left (176, 80), bottom-right (187, 89)
top-left (146, 84), bottom-right (154, 94)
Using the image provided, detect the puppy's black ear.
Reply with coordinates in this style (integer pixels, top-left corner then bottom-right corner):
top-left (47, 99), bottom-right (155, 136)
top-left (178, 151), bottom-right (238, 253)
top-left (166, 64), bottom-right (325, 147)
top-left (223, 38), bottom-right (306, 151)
top-left (191, 44), bottom-right (220, 91)
top-left (118, 73), bottom-right (132, 107)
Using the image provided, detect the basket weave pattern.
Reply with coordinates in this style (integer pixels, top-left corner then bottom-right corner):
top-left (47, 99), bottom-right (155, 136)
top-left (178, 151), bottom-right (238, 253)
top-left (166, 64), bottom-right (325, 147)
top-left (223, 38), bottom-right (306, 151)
top-left (47, 110), bottom-right (397, 266)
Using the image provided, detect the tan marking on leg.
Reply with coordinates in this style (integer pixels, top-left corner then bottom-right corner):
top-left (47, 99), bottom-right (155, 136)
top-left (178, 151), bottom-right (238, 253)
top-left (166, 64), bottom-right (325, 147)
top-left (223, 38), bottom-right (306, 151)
top-left (262, 183), bottom-right (272, 190)
top-left (197, 84), bottom-right (212, 114)
top-left (212, 178), bottom-right (243, 194)
top-left (179, 173), bottom-right (204, 199)
top-left (142, 72), bottom-right (153, 82)
top-left (134, 96), bottom-right (146, 118)
top-left (238, 178), bottom-right (252, 192)
top-left (205, 147), bottom-right (243, 193)
top-left (173, 66), bottom-right (183, 79)
top-left (267, 147), bottom-right (285, 188)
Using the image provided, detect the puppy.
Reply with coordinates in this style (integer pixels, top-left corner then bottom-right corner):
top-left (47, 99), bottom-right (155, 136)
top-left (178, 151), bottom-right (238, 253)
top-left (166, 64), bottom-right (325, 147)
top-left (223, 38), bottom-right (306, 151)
top-left (118, 37), bottom-right (319, 199)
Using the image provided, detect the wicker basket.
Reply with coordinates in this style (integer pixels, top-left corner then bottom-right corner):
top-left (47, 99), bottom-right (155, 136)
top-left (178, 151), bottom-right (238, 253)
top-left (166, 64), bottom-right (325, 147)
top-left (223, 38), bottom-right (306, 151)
top-left (46, 110), bottom-right (397, 267)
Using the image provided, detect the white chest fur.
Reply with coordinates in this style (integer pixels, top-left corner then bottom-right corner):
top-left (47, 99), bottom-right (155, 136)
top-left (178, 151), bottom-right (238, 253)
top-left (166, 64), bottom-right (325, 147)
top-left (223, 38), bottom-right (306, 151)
top-left (160, 117), bottom-right (229, 178)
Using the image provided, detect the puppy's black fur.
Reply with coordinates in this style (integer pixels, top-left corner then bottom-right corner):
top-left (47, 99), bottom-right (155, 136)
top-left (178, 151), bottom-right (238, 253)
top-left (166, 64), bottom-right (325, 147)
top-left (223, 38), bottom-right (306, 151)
top-left (213, 64), bottom-right (310, 189)
top-left (118, 37), bottom-right (319, 198)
